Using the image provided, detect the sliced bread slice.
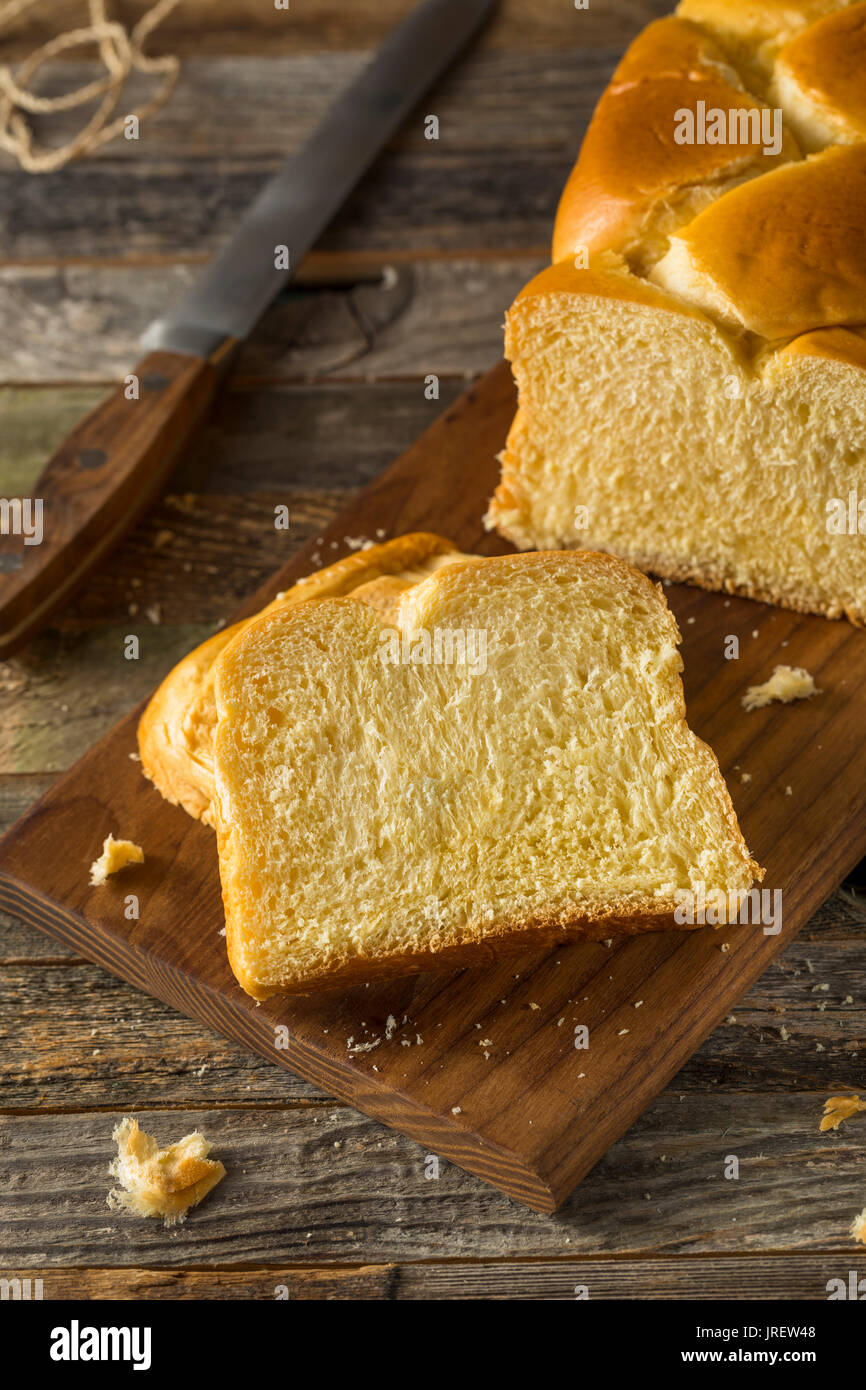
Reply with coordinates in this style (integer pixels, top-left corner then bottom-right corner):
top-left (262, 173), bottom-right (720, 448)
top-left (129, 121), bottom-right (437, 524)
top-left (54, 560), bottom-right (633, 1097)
top-left (212, 549), bottom-right (760, 999)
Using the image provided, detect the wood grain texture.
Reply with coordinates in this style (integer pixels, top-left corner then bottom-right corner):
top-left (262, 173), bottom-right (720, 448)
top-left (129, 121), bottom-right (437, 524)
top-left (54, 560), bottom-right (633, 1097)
top-left (2, 1097), bottom-right (866, 1265)
top-left (2, 366), bottom-right (866, 1213)
top-left (0, 54), bottom-right (612, 163)
top-left (6, 1253), bottom-right (866, 1300)
top-left (0, 349), bottom-right (228, 659)
top-left (1, 935), bottom-right (862, 1109)
top-left (0, 152), bottom-right (572, 260)
top-left (0, 0), bottom-right (670, 58)
top-left (0, 257), bottom-right (544, 384)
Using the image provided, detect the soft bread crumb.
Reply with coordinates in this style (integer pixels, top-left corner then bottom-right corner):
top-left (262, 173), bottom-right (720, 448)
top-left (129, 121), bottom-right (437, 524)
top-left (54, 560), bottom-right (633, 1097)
top-left (820, 1095), bottom-right (866, 1132)
top-left (742, 665), bottom-right (820, 712)
top-left (851, 1209), bottom-right (866, 1245)
top-left (89, 835), bottom-right (144, 886)
top-left (213, 551), bottom-right (759, 999)
top-left (107, 1117), bottom-right (225, 1227)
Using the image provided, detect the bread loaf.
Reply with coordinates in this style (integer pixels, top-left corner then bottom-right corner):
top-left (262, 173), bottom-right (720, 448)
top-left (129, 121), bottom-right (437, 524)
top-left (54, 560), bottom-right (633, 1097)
top-left (138, 534), bottom-right (467, 824)
top-left (486, 0), bottom-right (866, 624)
top-left (212, 549), bottom-right (759, 999)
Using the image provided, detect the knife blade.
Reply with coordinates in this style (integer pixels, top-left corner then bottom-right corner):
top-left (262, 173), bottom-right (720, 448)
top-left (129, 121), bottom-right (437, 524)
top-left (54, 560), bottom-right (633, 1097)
top-left (144, 0), bottom-right (499, 358)
top-left (0, 0), bottom-right (499, 658)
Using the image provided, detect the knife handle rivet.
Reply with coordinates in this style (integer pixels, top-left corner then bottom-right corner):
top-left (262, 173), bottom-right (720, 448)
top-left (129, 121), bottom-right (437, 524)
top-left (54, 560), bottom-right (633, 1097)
top-left (79, 449), bottom-right (108, 471)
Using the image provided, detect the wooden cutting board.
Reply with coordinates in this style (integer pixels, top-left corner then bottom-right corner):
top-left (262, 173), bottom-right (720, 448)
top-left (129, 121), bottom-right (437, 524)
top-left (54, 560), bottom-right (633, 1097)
top-left (2, 360), bottom-right (865, 1214)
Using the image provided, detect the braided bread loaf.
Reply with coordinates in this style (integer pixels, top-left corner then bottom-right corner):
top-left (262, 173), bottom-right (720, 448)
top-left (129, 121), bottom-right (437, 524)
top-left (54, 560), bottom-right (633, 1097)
top-left (486, 0), bottom-right (866, 623)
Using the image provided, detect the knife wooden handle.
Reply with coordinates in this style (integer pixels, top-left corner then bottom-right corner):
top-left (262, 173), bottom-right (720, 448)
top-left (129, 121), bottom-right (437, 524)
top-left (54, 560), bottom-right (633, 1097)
top-left (0, 346), bottom-right (233, 659)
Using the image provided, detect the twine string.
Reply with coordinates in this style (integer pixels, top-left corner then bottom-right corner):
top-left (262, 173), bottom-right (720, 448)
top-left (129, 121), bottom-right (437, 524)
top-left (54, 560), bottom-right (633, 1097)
top-left (0, 0), bottom-right (182, 172)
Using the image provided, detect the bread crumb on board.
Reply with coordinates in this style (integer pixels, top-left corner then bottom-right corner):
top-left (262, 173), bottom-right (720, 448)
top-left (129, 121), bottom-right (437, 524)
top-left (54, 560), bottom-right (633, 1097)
top-left (851, 1209), bottom-right (866, 1246)
top-left (820, 1095), bottom-right (866, 1132)
top-left (107, 1117), bottom-right (225, 1227)
top-left (742, 665), bottom-right (820, 712)
top-left (89, 835), bottom-right (144, 886)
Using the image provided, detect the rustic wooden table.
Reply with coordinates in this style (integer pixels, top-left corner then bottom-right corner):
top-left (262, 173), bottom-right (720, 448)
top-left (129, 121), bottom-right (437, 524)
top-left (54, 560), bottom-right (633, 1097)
top-left (1, 0), bottom-right (864, 1301)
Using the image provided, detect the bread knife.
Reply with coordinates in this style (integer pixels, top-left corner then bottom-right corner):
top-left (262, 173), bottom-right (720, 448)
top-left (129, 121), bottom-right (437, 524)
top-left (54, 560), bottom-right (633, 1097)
top-left (0, 0), bottom-right (498, 659)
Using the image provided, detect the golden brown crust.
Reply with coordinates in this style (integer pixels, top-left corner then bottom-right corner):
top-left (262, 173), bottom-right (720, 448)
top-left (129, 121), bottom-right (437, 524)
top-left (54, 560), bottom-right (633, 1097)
top-left (775, 4), bottom-right (866, 144)
top-left (137, 626), bottom-right (242, 824)
top-left (137, 533), bottom-right (461, 825)
top-left (778, 323), bottom-right (866, 371)
top-left (654, 143), bottom-right (866, 338)
top-left (552, 16), bottom-right (800, 268)
top-left (513, 255), bottom-right (704, 319)
top-left (676, 0), bottom-right (847, 72)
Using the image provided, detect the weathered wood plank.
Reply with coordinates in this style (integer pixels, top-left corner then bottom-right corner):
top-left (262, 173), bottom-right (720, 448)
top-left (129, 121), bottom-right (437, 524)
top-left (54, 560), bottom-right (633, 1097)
top-left (0, 151), bottom-right (571, 259)
top-left (0, 389), bottom-right (102, 492)
top-left (1, 936), bottom-right (862, 1106)
top-left (4, 53), bottom-right (611, 163)
top-left (2, 1097), bottom-right (865, 1265)
top-left (7, 1253), bottom-right (863, 1300)
top-left (0, 776), bottom-right (72, 958)
top-left (0, 624), bottom-right (213, 774)
top-left (0, 257), bottom-right (542, 384)
top-left (2, 0), bottom-right (670, 58)
top-left (0, 961), bottom-right (326, 1104)
top-left (0, 776), bottom-right (54, 835)
top-left (1, 381), bottom-right (466, 500)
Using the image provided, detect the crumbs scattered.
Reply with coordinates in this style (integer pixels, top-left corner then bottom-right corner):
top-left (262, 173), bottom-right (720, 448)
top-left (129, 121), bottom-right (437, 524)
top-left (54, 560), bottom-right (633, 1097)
top-left (742, 665), bottom-right (820, 712)
top-left (820, 1095), bottom-right (866, 1132)
top-left (89, 835), bottom-right (144, 887)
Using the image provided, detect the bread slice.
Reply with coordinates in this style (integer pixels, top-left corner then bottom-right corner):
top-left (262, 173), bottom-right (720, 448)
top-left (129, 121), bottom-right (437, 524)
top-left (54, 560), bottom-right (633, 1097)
top-left (212, 549), bottom-right (760, 999)
top-left (138, 533), bottom-right (467, 825)
top-left (488, 1), bottom-right (866, 625)
top-left (486, 257), bottom-right (866, 623)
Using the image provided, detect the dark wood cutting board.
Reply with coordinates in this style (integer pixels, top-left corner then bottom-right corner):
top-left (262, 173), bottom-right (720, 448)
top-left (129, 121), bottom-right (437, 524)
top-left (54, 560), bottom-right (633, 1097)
top-left (2, 361), bottom-right (865, 1213)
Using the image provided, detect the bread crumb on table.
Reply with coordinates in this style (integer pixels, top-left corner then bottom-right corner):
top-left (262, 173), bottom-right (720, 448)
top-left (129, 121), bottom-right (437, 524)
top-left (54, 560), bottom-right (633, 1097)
top-left (820, 1095), bottom-right (866, 1132)
top-left (107, 1117), bottom-right (225, 1228)
top-left (89, 834), bottom-right (144, 886)
top-left (742, 665), bottom-right (820, 712)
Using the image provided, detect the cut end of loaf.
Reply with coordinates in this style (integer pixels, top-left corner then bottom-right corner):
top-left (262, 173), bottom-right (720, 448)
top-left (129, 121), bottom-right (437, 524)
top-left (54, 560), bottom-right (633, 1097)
top-left (488, 260), bottom-right (866, 626)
